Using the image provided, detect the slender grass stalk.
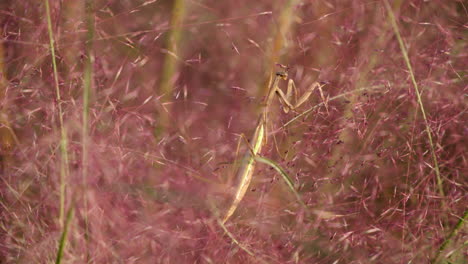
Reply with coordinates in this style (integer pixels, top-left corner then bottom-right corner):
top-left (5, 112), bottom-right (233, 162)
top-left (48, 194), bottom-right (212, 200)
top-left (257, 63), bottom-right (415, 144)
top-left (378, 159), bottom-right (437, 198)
top-left (155, 0), bottom-right (187, 136)
top-left (0, 30), bottom-right (18, 170)
top-left (160, 0), bottom-right (186, 98)
top-left (55, 206), bottom-right (74, 264)
top-left (82, 0), bottom-right (94, 256)
top-left (384, 0), bottom-right (445, 200)
top-left (218, 219), bottom-right (256, 257)
top-left (258, 0), bottom-right (300, 97)
top-left (44, 0), bottom-right (70, 227)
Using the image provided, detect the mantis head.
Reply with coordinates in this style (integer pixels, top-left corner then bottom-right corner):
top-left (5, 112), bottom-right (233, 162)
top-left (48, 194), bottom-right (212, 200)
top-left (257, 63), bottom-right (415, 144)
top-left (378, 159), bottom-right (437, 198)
top-left (276, 71), bottom-right (288, 80)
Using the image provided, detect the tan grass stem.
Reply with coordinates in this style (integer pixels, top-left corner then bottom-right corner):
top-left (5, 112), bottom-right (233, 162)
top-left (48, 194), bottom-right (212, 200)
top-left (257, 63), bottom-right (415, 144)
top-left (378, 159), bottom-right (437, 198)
top-left (44, 0), bottom-right (70, 227)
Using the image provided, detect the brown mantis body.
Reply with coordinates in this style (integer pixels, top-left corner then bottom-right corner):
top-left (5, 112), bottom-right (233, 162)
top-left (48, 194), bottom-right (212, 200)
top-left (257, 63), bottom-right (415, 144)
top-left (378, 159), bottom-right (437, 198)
top-left (222, 70), bottom-right (324, 223)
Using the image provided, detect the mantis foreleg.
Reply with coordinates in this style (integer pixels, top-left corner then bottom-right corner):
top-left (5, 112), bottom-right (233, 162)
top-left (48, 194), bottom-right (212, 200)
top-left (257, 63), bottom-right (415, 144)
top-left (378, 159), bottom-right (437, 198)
top-left (276, 80), bottom-right (325, 114)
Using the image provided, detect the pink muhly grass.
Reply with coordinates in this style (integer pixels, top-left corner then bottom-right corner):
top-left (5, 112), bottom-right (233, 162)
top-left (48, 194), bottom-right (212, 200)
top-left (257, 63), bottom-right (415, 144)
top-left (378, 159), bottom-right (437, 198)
top-left (0, 1), bottom-right (466, 263)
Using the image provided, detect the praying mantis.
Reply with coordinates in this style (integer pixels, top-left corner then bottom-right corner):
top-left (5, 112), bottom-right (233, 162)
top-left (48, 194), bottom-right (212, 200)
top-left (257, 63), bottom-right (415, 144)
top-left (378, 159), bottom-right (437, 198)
top-left (222, 67), bottom-right (325, 223)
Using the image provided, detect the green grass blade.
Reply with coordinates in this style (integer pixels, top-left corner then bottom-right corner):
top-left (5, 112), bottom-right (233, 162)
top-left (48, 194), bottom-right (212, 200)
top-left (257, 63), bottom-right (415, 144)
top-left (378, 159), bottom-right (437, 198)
top-left (384, 0), bottom-right (444, 201)
top-left (82, 0), bottom-right (95, 257)
top-left (254, 155), bottom-right (307, 209)
top-left (55, 206), bottom-right (74, 264)
top-left (432, 210), bottom-right (468, 264)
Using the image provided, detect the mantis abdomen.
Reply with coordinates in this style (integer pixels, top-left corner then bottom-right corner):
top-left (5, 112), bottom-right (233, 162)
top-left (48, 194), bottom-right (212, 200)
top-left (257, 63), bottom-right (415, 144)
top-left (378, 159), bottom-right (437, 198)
top-left (222, 120), bottom-right (265, 223)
